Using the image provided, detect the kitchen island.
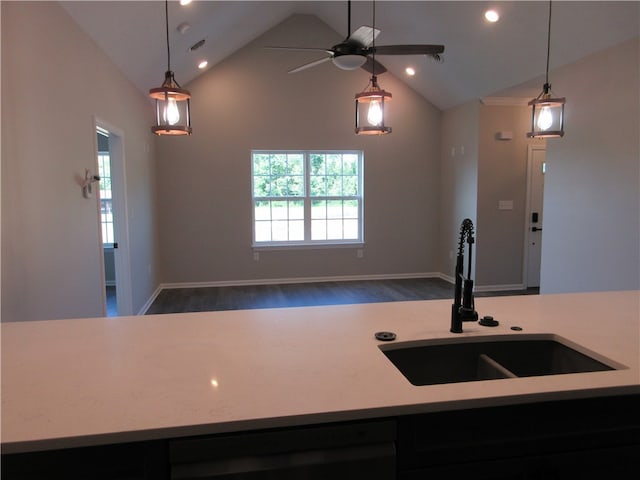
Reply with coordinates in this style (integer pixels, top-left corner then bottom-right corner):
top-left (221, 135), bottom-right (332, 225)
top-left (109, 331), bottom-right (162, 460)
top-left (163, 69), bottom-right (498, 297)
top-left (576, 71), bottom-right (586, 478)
top-left (2, 291), bottom-right (639, 478)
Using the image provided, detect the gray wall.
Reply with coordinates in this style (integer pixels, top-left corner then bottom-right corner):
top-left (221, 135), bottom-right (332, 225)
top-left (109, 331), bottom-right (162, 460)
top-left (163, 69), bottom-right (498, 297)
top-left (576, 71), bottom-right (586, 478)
top-left (540, 37), bottom-right (640, 293)
top-left (156, 15), bottom-right (442, 284)
top-left (437, 34), bottom-right (639, 294)
top-left (438, 101), bottom-right (479, 281)
top-left (1, 1), bottom-right (160, 321)
top-left (476, 104), bottom-right (539, 288)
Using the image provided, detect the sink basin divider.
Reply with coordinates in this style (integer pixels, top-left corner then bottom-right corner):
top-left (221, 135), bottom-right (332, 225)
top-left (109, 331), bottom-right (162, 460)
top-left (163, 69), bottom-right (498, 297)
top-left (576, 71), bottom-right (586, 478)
top-left (478, 353), bottom-right (518, 380)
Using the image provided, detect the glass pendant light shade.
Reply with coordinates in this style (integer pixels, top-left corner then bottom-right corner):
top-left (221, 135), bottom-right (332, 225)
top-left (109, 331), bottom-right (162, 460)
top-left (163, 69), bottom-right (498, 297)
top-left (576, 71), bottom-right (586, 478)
top-left (150, 70), bottom-right (192, 135)
top-left (527, 83), bottom-right (565, 138)
top-left (355, 75), bottom-right (392, 135)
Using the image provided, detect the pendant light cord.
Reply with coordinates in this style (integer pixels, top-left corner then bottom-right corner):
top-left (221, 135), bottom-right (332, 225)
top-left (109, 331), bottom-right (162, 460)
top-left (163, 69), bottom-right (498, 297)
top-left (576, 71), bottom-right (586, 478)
top-left (545, 0), bottom-right (552, 85)
top-left (165, 0), bottom-right (171, 72)
top-left (372, 0), bottom-right (376, 76)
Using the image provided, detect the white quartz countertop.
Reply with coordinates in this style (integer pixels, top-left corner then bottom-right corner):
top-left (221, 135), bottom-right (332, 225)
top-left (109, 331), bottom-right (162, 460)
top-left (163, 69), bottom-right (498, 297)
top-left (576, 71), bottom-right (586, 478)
top-left (2, 291), bottom-right (639, 453)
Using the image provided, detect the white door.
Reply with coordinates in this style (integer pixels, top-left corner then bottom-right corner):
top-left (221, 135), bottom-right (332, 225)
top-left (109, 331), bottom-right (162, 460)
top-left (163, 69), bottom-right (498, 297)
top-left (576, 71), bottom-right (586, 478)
top-left (525, 145), bottom-right (546, 288)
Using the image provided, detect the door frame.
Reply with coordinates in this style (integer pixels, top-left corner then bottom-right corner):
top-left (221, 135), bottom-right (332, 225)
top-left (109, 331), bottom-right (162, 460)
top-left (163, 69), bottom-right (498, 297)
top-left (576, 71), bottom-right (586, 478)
top-left (93, 116), bottom-right (133, 316)
top-left (522, 144), bottom-right (546, 289)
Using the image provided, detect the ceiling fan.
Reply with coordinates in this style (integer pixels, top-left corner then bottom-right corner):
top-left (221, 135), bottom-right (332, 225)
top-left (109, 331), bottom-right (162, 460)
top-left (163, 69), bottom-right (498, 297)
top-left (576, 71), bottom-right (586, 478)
top-left (267, 1), bottom-right (444, 75)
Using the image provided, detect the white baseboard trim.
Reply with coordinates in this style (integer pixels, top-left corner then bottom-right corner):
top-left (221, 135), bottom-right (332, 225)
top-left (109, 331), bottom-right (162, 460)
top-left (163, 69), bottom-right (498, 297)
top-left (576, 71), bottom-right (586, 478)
top-left (436, 274), bottom-right (526, 292)
top-left (137, 285), bottom-right (163, 315)
top-left (474, 283), bottom-right (526, 293)
top-left (438, 272), bottom-right (455, 284)
top-left (159, 272), bottom-right (441, 290)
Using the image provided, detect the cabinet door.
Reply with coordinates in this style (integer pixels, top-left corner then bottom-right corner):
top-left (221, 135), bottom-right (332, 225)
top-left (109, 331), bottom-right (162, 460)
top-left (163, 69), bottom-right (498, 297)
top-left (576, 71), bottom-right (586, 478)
top-left (400, 444), bottom-right (640, 479)
top-left (397, 394), bottom-right (640, 477)
top-left (169, 420), bottom-right (397, 480)
top-left (0, 441), bottom-right (168, 480)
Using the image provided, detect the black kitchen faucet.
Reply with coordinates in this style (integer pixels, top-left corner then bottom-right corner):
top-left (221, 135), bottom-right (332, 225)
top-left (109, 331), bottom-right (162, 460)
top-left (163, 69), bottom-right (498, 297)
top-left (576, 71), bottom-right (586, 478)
top-left (450, 218), bottom-right (479, 333)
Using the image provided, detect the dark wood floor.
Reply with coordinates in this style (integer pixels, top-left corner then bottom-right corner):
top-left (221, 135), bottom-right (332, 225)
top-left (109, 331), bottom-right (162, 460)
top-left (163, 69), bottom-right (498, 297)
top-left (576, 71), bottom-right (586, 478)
top-left (146, 278), bottom-right (538, 315)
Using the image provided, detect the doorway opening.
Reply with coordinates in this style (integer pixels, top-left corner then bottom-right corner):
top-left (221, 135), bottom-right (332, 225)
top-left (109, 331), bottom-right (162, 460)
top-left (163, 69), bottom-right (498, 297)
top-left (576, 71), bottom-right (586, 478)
top-left (94, 120), bottom-right (133, 316)
top-left (97, 128), bottom-right (117, 315)
top-left (524, 145), bottom-right (546, 289)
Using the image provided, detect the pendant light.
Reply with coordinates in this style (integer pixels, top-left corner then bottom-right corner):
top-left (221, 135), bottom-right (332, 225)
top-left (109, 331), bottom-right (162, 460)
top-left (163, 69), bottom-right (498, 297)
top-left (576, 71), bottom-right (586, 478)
top-left (149, 0), bottom-right (192, 136)
top-left (527, 0), bottom-right (565, 138)
top-left (355, 1), bottom-right (392, 135)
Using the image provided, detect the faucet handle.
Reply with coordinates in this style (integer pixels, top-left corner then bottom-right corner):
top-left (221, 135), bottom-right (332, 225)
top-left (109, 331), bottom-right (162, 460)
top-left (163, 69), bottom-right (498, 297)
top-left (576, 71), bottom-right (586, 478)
top-left (459, 306), bottom-right (478, 322)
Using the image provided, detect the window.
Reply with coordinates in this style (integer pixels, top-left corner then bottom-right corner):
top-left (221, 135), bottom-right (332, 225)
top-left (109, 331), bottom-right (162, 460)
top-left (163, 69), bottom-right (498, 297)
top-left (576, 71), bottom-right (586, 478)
top-left (252, 151), bottom-right (363, 246)
top-left (97, 149), bottom-right (115, 247)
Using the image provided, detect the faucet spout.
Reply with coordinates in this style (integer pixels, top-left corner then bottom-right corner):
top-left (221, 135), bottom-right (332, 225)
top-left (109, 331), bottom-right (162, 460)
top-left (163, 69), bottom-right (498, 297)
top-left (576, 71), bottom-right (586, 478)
top-left (451, 219), bottom-right (479, 333)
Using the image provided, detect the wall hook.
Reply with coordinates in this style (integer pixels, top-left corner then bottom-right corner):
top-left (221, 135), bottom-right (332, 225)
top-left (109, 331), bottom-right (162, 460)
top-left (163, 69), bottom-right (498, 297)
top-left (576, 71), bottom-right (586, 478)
top-left (82, 169), bottom-right (101, 198)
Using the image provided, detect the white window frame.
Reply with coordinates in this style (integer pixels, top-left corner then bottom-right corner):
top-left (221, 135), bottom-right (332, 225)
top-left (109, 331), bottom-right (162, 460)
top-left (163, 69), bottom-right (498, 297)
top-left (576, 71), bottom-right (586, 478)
top-left (251, 150), bottom-right (364, 248)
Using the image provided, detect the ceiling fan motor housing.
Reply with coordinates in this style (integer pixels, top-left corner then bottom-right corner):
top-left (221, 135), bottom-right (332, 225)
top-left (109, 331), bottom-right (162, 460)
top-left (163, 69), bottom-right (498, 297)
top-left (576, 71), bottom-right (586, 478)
top-left (332, 42), bottom-right (368, 70)
top-left (333, 54), bottom-right (367, 70)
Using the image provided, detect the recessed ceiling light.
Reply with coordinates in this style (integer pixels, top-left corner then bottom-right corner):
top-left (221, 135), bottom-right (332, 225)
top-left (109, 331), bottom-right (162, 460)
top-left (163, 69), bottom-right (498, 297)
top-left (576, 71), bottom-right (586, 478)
top-left (198, 60), bottom-right (208, 70)
top-left (484, 10), bottom-right (500, 22)
top-left (180, 0), bottom-right (192, 6)
top-left (405, 67), bottom-right (416, 76)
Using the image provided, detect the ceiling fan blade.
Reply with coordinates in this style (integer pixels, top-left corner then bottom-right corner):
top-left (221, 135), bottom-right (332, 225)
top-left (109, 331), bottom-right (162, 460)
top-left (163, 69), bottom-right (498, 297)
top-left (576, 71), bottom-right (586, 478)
top-left (361, 56), bottom-right (387, 75)
top-left (288, 56), bottom-right (333, 74)
top-left (265, 46), bottom-right (333, 54)
top-left (348, 25), bottom-right (381, 47)
top-left (371, 44), bottom-right (445, 55)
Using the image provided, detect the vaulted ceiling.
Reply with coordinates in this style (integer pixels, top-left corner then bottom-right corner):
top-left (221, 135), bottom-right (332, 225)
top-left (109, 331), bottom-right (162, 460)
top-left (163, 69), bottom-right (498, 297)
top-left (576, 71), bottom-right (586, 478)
top-left (61, 1), bottom-right (639, 110)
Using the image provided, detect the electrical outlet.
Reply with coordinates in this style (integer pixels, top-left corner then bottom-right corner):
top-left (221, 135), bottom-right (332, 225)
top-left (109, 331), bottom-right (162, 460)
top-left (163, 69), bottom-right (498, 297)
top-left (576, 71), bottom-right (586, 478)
top-left (253, 252), bottom-right (260, 261)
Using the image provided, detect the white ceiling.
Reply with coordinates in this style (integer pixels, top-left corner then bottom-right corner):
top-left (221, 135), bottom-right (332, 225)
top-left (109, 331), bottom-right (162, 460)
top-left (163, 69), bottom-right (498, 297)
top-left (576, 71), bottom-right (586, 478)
top-left (61, 1), bottom-right (639, 110)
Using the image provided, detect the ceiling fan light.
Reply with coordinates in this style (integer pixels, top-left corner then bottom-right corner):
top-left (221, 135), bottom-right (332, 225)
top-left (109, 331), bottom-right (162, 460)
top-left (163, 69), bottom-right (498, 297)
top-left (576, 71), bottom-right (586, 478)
top-left (333, 54), bottom-right (367, 70)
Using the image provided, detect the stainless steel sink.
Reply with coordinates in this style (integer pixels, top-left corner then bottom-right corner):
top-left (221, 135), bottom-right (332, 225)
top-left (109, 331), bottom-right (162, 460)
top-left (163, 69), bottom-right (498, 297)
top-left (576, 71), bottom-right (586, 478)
top-left (380, 334), bottom-right (620, 386)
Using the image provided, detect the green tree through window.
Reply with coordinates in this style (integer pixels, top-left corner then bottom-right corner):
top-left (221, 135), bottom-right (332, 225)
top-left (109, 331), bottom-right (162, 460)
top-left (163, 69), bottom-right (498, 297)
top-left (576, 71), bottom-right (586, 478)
top-left (252, 151), bottom-right (363, 245)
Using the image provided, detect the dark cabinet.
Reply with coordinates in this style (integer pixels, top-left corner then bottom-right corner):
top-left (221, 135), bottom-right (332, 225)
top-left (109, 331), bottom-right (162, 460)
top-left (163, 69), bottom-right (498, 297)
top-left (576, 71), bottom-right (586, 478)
top-left (3, 395), bottom-right (639, 480)
top-left (0, 440), bottom-right (168, 480)
top-left (396, 394), bottom-right (640, 479)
